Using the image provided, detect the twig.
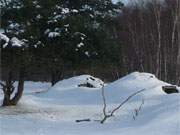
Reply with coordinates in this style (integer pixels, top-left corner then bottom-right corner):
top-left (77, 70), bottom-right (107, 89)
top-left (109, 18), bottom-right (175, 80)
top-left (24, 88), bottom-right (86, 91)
top-left (100, 87), bottom-right (146, 124)
top-left (76, 119), bottom-right (91, 123)
top-left (101, 84), bottom-right (111, 123)
top-left (133, 98), bottom-right (144, 120)
top-left (102, 84), bottom-right (107, 117)
top-left (110, 89), bottom-right (146, 116)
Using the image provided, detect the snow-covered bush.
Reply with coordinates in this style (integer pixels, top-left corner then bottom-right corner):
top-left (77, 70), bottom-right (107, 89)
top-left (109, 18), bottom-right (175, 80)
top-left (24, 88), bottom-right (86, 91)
top-left (0, 33), bottom-right (25, 48)
top-left (0, 33), bottom-right (9, 48)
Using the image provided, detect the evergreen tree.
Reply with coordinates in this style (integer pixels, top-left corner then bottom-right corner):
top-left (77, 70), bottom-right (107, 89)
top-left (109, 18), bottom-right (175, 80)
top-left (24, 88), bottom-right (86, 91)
top-left (1, 0), bottom-right (124, 85)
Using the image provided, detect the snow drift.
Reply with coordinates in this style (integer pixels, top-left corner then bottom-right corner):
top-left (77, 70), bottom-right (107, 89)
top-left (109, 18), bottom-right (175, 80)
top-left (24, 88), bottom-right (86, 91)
top-left (0, 72), bottom-right (179, 135)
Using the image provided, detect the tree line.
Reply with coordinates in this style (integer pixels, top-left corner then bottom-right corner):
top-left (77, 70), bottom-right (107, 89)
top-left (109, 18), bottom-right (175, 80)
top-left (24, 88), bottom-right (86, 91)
top-left (0, 0), bottom-right (180, 86)
top-left (119, 0), bottom-right (180, 84)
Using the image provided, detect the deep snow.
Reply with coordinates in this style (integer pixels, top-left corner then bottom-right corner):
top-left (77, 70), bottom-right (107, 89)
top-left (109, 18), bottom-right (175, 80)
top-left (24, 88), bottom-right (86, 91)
top-left (0, 72), bottom-right (180, 135)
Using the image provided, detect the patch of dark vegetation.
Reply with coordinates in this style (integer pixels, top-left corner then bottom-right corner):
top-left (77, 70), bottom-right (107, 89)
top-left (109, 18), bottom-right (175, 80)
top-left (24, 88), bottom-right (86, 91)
top-left (78, 82), bottom-right (95, 88)
top-left (162, 86), bottom-right (179, 94)
top-left (89, 77), bottom-right (95, 81)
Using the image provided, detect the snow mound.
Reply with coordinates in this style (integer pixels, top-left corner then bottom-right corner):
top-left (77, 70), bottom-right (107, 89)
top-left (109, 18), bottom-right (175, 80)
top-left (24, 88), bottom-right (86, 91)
top-left (106, 72), bottom-right (167, 93)
top-left (52, 75), bottom-right (104, 90)
top-left (36, 72), bottom-right (176, 106)
top-left (119, 72), bottom-right (155, 80)
top-left (103, 72), bottom-right (172, 104)
top-left (34, 75), bottom-right (104, 105)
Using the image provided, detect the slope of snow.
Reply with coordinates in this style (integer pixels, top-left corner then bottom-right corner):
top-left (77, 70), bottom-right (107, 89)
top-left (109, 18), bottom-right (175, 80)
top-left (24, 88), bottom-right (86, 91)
top-left (105, 72), bottom-right (169, 103)
top-left (35, 75), bottom-right (104, 105)
top-left (0, 72), bottom-right (179, 135)
top-left (52, 75), bottom-right (104, 90)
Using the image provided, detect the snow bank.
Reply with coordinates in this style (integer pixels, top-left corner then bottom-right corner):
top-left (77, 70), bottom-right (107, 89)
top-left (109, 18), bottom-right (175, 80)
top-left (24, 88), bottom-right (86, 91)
top-left (35, 75), bottom-right (104, 105)
top-left (52, 75), bottom-right (104, 90)
top-left (0, 72), bottom-right (179, 135)
top-left (107, 72), bottom-right (165, 90)
top-left (105, 72), bottom-right (169, 102)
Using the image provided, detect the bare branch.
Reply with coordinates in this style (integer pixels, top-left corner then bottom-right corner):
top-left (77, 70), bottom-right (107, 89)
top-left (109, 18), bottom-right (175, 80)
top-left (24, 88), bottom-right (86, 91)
top-left (100, 87), bottom-right (146, 124)
top-left (110, 89), bottom-right (146, 116)
top-left (101, 84), bottom-right (107, 117)
top-left (76, 119), bottom-right (91, 123)
top-left (133, 98), bottom-right (144, 120)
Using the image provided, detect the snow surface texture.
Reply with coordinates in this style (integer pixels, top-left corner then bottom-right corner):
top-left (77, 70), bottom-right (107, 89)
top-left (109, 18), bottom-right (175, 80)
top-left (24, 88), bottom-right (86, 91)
top-left (0, 72), bottom-right (179, 135)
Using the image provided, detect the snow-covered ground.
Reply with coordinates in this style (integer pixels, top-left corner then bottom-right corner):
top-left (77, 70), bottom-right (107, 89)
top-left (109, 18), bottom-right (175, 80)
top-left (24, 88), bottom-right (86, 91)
top-left (0, 72), bottom-right (180, 135)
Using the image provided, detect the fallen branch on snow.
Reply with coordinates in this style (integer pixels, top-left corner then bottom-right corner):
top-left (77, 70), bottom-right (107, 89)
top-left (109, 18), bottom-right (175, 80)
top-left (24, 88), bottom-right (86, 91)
top-left (76, 119), bottom-right (91, 123)
top-left (100, 84), bottom-right (146, 124)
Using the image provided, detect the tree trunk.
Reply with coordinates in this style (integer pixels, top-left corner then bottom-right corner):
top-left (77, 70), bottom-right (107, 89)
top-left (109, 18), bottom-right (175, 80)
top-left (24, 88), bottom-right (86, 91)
top-left (2, 70), bottom-right (24, 106)
top-left (10, 77), bottom-right (24, 105)
top-left (2, 94), bottom-right (12, 106)
top-left (51, 69), bottom-right (64, 86)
